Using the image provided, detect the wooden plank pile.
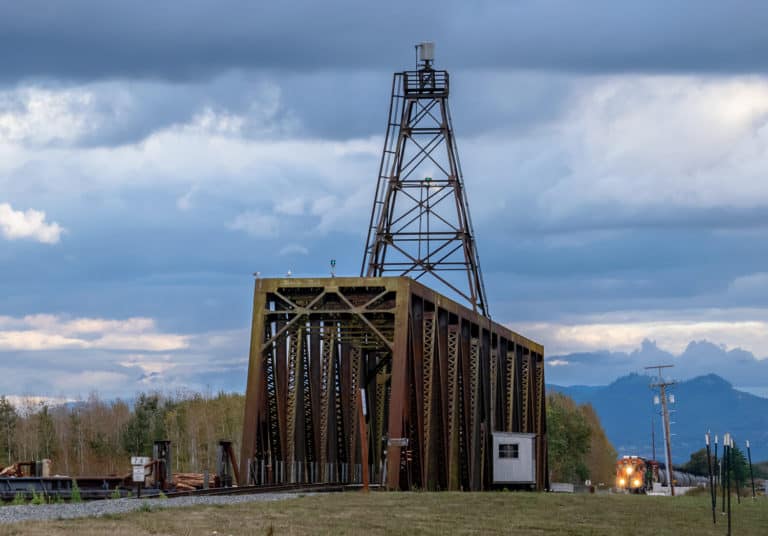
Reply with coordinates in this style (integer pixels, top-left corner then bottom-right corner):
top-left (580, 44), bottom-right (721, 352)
top-left (0, 463), bottom-right (21, 477)
top-left (174, 472), bottom-right (205, 491)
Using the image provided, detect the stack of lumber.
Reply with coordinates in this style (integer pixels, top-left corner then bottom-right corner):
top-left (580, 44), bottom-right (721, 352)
top-left (0, 463), bottom-right (20, 477)
top-left (174, 472), bottom-right (205, 491)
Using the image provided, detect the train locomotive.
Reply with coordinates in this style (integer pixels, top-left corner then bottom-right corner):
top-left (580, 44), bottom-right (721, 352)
top-left (615, 455), bottom-right (708, 492)
top-left (615, 456), bottom-right (651, 492)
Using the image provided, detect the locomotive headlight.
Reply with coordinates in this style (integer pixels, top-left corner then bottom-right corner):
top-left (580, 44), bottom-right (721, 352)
top-left (618, 478), bottom-right (626, 486)
top-left (633, 479), bottom-right (641, 488)
top-left (625, 466), bottom-right (633, 475)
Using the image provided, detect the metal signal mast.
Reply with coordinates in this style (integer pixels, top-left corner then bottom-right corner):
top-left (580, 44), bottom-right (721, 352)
top-left (361, 42), bottom-right (489, 316)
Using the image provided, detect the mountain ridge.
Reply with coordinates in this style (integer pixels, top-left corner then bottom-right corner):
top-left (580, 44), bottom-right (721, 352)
top-left (549, 372), bottom-right (768, 463)
top-left (545, 339), bottom-right (768, 394)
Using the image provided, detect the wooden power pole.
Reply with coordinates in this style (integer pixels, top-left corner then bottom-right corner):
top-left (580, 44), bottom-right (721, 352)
top-left (646, 364), bottom-right (676, 496)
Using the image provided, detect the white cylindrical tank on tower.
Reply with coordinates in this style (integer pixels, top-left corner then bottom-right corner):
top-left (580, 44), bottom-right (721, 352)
top-left (418, 41), bottom-right (435, 62)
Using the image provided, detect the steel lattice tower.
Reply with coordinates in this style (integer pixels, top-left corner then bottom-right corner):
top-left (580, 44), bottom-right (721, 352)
top-left (361, 43), bottom-right (489, 316)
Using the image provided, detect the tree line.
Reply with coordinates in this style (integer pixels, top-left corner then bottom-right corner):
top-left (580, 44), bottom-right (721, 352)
top-left (0, 389), bottom-right (617, 484)
top-left (0, 392), bottom-right (243, 476)
top-left (680, 445), bottom-right (767, 481)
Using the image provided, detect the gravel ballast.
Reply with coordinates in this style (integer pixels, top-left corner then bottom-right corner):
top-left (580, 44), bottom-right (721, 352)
top-left (0, 493), bottom-right (303, 524)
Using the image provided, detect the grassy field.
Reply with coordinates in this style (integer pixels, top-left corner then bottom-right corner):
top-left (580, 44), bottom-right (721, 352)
top-left (1, 491), bottom-right (766, 535)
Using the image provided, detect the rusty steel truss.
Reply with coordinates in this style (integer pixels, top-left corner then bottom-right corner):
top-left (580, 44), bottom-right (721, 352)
top-left (362, 53), bottom-right (489, 316)
top-left (240, 277), bottom-right (547, 491)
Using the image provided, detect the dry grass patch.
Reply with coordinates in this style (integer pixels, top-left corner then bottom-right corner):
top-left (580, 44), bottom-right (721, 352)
top-left (1, 491), bottom-right (766, 535)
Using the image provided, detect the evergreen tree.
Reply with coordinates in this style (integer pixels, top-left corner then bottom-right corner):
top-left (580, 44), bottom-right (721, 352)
top-left (69, 410), bottom-right (85, 474)
top-left (0, 396), bottom-right (18, 466)
top-left (727, 445), bottom-right (750, 487)
top-left (121, 394), bottom-right (168, 456)
top-left (36, 403), bottom-right (58, 460)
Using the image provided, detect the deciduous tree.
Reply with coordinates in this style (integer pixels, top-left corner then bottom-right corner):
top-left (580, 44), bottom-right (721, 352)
top-left (547, 392), bottom-right (591, 483)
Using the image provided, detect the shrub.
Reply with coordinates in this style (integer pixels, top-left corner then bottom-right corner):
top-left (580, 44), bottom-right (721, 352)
top-left (11, 492), bottom-right (26, 505)
top-left (70, 480), bottom-right (82, 503)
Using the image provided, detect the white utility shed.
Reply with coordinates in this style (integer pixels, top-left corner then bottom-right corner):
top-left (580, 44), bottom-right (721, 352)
top-left (491, 432), bottom-right (536, 485)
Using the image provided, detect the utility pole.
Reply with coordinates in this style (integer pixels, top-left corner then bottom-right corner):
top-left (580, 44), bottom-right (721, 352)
top-left (747, 439), bottom-right (756, 499)
top-left (714, 435), bottom-right (718, 492)
top-left (725, 433), bottom-right (732, 535)
top-left (646, 364), bottom-right (675, 496)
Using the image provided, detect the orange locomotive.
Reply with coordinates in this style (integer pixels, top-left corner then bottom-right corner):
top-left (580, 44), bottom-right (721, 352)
top-left (615, 456), bottom-right (656, 493)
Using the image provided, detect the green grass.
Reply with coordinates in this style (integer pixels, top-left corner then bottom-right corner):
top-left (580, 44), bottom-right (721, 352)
top-left (0, 491), bottom-right (766, 535)
top-left (28, 490), bottom-right (44, 506)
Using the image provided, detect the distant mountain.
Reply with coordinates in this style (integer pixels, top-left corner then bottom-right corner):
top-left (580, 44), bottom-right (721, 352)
top-left (545, 339), bottom-right (768, 395)
top-left (549, 373), bottom-right (768, 463)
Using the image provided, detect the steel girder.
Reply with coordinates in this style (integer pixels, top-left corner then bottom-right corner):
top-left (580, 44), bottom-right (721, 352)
top-left (240, 277), bottom-right (547, 491)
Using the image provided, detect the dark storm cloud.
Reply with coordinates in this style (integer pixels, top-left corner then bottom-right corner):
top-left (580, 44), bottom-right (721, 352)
top-left (0, 70), bottom-right (575, 148)
top-left (2, 0), bottom-right (768, 83)
top-left (477, 220), bottom-right (768, 323)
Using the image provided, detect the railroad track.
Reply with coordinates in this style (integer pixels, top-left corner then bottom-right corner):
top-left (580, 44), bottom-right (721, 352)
top-left (1, 475), bottom-right (374, 502)
top-left (152, 481), bottom-right (359, 499)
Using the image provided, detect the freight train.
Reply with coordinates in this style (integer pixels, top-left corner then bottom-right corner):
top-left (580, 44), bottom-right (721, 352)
top-left (656, 465), bottom-right (709, 488)
top-left (615, 456), bottom-right (650, 492)
top-left (615, 456), bottom-right (707, 492)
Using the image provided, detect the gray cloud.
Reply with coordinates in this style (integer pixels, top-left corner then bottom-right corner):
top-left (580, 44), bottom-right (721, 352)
top-left (2, 72), bottom-right (768, 333)
top-left (0, 70), bottom-right (573, 150)
top-left (2, 1), bottom-right (768, 84)
top-left (0, 317), bottom-right (250, 399)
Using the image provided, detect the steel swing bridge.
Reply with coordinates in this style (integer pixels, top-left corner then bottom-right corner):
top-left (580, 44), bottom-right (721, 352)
top-left (240, 44), bottom-right (547, 491)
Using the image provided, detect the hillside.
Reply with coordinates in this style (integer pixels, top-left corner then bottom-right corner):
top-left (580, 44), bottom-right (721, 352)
top-left (550, 373), bottom-right (768, 463)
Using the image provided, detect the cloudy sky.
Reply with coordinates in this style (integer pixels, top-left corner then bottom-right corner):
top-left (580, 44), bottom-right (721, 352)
top-left (2, 1), bottom-right (768, 401)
